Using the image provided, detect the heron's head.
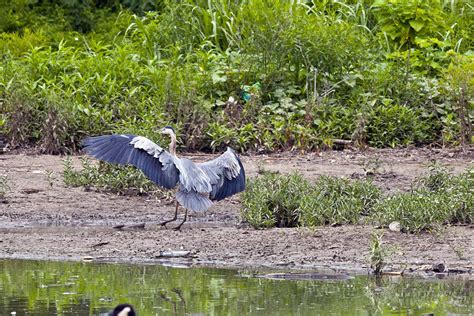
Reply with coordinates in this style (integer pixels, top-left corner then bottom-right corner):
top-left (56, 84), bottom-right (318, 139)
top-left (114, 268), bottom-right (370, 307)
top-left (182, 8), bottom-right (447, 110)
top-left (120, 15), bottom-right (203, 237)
top-left (160, 126), bottom-right (175, 137)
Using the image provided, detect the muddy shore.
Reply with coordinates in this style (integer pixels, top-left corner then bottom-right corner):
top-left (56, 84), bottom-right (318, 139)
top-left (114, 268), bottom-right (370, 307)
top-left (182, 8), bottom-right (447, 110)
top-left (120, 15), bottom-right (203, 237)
top-left (0, 147), bottom-right (472, 276)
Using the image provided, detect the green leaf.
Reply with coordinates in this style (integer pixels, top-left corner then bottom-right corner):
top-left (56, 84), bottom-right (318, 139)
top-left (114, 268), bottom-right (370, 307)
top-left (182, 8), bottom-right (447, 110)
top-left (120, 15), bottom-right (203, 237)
top-left (371, 0), bottom-right (386, 8)
top-left (409, 20), bottom-right (425, 32)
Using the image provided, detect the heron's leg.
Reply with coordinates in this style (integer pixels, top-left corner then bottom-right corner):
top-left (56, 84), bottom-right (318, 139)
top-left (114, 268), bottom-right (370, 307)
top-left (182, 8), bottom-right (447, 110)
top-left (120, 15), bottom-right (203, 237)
top-left (160, 202), bottom-right (179, 227)
top-left (173, 208), bottom-right (188, 231)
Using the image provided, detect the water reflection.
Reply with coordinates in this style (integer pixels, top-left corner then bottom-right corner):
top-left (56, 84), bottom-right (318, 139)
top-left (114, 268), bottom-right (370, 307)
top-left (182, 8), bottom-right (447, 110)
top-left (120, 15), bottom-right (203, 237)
top-left (0, 259), bottom-right (471, 315)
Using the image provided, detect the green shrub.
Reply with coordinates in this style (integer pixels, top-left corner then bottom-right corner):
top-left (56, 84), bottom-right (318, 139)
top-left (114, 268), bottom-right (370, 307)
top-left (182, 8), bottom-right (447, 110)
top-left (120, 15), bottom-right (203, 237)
top-left (242, 165), bottom-right (472, 232)
top-left (241, 172), bottom-right (311, 228)
top-left (371, 167), bottom-right (473, 232)
top-left (299, 176), bottom-right (381, 226)
top-left (367, 104), bottom-right (429, 147)
top-left (241, 172), bottom-right (381, 228)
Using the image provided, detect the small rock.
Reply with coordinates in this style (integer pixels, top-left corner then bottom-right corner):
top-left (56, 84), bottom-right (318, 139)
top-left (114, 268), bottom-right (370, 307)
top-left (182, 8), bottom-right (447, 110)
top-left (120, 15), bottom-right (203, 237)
top-left (432, 263), bottom-right (445, 273)
top-left (389, 221), bottom-right (401, 232)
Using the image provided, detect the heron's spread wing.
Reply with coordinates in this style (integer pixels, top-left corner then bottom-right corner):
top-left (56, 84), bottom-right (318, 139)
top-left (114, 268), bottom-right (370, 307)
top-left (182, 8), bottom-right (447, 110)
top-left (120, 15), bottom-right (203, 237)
top-left (197, 148), bottom-right (245, 201)
top-left (81, 134), bottom-right (179, 189)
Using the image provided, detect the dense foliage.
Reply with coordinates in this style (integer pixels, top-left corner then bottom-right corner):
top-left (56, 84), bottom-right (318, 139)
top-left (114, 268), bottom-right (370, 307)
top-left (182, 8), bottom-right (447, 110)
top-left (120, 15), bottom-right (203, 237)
top-left (241, 165), bottom-right (473, 232)
top-left (0, 0), bottom-right (473, 153)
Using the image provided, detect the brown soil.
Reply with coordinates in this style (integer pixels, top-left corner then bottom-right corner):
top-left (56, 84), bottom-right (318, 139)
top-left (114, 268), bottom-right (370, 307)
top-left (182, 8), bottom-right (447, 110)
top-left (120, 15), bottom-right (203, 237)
top-left (0, 147), bottom-right (473, 276)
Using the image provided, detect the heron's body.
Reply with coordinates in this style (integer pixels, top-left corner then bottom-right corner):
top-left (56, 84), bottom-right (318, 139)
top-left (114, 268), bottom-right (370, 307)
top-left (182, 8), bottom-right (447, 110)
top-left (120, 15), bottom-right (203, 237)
top-left (81, 127), bottom-right (245, 229)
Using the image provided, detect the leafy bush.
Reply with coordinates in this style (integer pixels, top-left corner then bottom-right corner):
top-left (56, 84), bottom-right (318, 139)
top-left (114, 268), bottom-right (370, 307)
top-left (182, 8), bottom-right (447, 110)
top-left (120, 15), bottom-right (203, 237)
top-left (241, 172), bottom-right (381, 228)
top-left (367, 103), bottom-right (426, 147)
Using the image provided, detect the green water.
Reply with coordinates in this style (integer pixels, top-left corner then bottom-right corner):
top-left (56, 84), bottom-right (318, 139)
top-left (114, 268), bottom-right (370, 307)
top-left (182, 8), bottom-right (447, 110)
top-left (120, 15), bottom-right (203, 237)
top-left (0, 259), bottom-right (472, 315)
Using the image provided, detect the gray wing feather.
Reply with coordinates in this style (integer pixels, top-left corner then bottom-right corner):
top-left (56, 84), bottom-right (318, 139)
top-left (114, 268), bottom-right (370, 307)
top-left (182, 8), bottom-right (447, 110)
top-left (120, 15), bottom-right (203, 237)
top-left (176, 188), bottom-right (213, 212)
top-left (81, 134), bottom-right (180, 189)
top-left (175, 158), bottom-right (212, 194)
top-left (198, 147), bottom-right (246, 201)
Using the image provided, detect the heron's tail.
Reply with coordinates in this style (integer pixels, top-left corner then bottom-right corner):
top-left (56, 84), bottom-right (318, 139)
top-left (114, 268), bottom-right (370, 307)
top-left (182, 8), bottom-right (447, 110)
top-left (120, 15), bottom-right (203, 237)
top-left (176, 190), bottom-right (213, 212)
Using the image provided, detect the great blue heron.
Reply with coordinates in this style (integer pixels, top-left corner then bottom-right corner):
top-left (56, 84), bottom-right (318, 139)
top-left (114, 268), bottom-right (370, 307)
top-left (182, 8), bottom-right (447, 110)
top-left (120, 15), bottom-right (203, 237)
top-left (81, 126), bottom-right (246, 230)
top-left (109, 304), bottom-right (135, 316)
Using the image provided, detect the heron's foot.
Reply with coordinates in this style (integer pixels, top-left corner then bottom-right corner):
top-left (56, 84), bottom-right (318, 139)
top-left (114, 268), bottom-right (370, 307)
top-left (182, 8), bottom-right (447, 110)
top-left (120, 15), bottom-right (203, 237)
top-left (159, 218), bottom-right (177, 228)
top-left (172, 223), bottom-right (184, 231)
top-left (172, 218), bottom-right (187, 231)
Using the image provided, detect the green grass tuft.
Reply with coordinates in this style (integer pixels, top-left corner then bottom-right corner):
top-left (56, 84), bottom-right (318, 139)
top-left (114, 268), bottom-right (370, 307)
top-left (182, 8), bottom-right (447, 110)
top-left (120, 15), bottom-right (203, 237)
top-left (241, 172), bottom-right (381, 228)
top-left (371, 166), bottom-right (473, 233)
top-left (242, 164), bottom-right (472, 232)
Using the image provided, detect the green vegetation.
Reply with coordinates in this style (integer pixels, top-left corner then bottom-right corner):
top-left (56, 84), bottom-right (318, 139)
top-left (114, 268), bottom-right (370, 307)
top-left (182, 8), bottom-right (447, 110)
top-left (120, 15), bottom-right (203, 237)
top-left (372, 163), bottom-right (473, 233)
top-left (369, 231), bottom-right (386, 275)
top-left (241, 164), bottom-right (472, 232)
top-left (241, 171), bottom-right (381, 228)
top-left (0, 0), bottom-right (472, 153)
top-left (62, 156), bottom-right (168, 197)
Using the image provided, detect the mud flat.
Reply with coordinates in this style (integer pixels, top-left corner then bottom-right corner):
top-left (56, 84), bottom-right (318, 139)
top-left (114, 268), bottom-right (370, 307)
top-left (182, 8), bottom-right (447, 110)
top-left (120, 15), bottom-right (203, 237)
top-left (0, 148), bottom-right (472, 275)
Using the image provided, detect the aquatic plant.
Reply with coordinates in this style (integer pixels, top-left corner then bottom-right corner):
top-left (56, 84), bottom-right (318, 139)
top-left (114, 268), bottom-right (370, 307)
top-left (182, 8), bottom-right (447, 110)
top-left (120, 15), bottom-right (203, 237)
top-left (369, 231), bottom-right (385, 275)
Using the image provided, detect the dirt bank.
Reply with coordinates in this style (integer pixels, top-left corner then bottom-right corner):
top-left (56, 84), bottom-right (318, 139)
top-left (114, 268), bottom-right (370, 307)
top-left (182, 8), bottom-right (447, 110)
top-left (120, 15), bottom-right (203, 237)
top-left (0, 147), bottom-right (472, 275)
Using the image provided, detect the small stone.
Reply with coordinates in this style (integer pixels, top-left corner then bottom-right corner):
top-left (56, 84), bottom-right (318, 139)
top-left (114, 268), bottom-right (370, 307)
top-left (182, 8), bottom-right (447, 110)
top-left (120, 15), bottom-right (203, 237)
top-left (389, 221), bottom-right (401, 232)
top-left (432, 263), bottom-right (445, 273)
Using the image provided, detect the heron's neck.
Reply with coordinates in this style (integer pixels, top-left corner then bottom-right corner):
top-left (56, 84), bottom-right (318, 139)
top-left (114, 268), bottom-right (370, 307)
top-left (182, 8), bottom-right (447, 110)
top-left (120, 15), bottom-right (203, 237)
top-left (169, 133), bottom-right (177, 156)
